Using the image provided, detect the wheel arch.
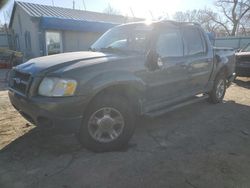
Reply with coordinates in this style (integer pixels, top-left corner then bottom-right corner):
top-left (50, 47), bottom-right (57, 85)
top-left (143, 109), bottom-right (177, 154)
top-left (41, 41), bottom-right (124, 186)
top-left (84, 81), bottom-right (145, 116)
top-left (213, 53), bottom-right (233, 80)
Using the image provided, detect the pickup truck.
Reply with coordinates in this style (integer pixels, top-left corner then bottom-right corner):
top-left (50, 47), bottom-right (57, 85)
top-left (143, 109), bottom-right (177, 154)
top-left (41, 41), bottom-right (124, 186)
top-left (235, 43), bottom-right (250, 77)
top-left (8, 21), bottom-right (235, 152)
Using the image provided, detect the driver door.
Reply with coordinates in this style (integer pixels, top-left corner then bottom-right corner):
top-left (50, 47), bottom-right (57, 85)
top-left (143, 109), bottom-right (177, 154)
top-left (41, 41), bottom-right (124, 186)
top-left (138, 26), bottom-right (190, 105)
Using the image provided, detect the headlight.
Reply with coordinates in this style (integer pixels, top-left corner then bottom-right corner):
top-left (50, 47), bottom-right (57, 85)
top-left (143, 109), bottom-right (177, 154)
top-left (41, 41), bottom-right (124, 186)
top-left (38, 77), bottom-right (77, 97)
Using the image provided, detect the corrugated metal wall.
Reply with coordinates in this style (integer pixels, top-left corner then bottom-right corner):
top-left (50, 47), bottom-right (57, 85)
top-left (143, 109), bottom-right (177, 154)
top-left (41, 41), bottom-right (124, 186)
top-left (215, 37), bottom-right (250, 50)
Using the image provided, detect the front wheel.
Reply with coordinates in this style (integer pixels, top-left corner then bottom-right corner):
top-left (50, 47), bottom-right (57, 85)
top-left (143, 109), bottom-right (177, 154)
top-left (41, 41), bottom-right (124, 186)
top-left (78, 94), bottom-right (135, 152)
top-left (209, 72), bottom-right (227, 103)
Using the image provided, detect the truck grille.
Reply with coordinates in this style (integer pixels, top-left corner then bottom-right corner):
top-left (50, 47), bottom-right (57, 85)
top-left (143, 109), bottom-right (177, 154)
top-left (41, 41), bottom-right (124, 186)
top-left (9, 70), bottom-right (32, 96)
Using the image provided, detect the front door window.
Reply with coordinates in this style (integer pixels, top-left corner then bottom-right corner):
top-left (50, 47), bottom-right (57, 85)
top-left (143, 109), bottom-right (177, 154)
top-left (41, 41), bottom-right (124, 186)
top-left (45, 31), bottom-right (62, 55)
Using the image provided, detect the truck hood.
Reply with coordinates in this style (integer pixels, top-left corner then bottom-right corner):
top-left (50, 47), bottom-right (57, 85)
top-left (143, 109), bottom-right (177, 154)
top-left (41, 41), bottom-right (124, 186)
top-left (15, 51), bottom-right (114, 75)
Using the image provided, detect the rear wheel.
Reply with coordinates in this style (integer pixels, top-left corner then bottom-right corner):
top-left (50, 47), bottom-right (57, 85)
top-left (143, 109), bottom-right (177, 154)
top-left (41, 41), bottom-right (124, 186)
top-left (209, 72), bottom-right (227, 103)
top-left (79, 94), bottom-right (135, 152)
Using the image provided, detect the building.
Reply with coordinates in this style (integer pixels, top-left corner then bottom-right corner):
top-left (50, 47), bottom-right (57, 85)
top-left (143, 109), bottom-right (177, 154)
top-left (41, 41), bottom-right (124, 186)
top-left (9, 1), bottom-right (142, 60)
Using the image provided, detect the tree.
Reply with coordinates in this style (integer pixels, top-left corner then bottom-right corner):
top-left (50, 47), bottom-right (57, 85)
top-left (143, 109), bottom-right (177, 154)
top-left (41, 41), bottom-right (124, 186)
top-left (103, 4), bottom-right (121, 15)
top-left (172, 1), bottom-right (250, 37)
top-left (211, 0), bottom-right (250, 36)
top-left (0, 0), bottom-right (8, 9)
top-left (173, 9), bottom-right (220, 33)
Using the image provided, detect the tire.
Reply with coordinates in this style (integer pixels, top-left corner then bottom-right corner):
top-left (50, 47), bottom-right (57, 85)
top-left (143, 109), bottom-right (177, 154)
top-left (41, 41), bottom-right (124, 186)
top-left (209, 72), bottom-right (227, 103)
top-left (78, 94), bottom-right (135, 152)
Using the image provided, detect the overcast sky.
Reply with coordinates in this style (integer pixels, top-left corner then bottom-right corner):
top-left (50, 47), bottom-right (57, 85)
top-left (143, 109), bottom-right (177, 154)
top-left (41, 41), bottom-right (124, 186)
top-left (0, 0), bottom-right (214, 24)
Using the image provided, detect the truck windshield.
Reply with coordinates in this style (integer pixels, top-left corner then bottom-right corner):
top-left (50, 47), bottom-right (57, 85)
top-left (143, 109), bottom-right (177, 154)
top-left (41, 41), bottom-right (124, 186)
top-left (91, 24), bottom-right (153, 54)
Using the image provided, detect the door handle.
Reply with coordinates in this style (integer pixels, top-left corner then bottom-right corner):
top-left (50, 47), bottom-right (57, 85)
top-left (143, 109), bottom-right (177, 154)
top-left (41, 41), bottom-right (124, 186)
top-left (180, 63), bottom-right (193, 71)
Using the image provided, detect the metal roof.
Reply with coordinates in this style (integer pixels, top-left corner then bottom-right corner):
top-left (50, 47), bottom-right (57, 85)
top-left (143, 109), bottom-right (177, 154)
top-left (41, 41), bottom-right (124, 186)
top-left (14, 1), bottom-right (140, 24)
top-left (40, 17), bottom-right (118, 32)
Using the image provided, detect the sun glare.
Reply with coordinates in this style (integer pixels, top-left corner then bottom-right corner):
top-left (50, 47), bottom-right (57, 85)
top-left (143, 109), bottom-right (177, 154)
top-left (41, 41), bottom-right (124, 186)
top-left (110, 0), bottom-right (181, 19)
top-left (145, 18), bottom-right (152, 25)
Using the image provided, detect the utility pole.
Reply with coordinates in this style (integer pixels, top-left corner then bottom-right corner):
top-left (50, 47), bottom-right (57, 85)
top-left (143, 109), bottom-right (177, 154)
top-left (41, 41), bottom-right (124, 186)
top-left (236, 0), bottom-right (243, 36)
top-left (82, 0), bottom-right (86, 10)
top-left (73, 0), bottom-right (75, 9)
top-left (3, 11), bottom-right (7, 24)
top-left (129, 7), bottom-right (135, 18)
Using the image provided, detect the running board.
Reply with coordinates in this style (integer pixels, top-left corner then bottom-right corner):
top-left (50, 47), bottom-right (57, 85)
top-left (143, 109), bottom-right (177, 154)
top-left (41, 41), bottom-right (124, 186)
top-left (144, 95), bottom-right (209, 118)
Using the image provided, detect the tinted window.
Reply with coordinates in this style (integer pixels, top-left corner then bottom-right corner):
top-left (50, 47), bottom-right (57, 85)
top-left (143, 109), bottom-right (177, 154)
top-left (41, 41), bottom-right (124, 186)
top-left (182, 27), bottom-right (205, 56)
top-left (156, 29), bottom-right (183, 57)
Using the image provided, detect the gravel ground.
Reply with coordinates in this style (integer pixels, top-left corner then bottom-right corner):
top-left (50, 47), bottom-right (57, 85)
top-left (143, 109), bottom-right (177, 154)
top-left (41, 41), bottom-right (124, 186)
top-left (0, 69), bottom-right (250, 188)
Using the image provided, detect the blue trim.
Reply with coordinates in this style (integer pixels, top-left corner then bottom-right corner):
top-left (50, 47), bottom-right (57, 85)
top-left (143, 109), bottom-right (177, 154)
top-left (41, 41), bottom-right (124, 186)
top-left (40, 17), bottom-right (117, 32)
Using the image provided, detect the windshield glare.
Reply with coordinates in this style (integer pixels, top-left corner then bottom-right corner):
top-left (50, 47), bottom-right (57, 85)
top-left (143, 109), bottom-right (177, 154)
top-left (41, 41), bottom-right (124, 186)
top-left (91, 24), bottom-right (153, 53)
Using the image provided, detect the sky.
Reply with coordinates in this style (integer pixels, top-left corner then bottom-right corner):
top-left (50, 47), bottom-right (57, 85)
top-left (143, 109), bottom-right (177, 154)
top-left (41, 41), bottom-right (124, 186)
top-left (0, 0), bottom-right (214, 24)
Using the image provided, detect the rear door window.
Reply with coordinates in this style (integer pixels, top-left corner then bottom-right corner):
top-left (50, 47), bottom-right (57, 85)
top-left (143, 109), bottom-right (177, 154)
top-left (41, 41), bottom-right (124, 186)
top-left (182, 27), bottom-right (206, 56)
top-left (156, 28), bottom-right (184, 58)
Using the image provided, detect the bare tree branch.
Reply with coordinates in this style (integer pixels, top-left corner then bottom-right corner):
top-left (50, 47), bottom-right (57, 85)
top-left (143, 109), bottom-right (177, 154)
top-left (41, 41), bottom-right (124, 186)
top-left (213, 0), bottom-right (250, 36)
top-left (103, 4), bottom-right (121, 15)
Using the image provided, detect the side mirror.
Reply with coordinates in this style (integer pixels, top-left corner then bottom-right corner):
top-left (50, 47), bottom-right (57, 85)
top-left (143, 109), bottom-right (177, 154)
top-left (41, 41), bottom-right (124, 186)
top-left (145, 50), bottom-right (160, 71)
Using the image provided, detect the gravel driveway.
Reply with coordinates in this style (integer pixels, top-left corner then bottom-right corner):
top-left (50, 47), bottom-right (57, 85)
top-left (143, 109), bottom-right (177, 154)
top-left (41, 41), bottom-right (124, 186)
top-left (0, 69), bottom-right (250, 188)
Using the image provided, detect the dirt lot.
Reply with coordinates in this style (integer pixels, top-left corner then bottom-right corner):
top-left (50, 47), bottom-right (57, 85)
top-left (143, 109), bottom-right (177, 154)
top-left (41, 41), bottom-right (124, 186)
top-left (0, 69), bottom-right (250, 188)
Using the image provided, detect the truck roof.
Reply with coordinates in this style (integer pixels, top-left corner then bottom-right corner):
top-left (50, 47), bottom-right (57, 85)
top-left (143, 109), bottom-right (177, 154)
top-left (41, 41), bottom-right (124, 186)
top-left (118, 20), bottom-right (201, 28)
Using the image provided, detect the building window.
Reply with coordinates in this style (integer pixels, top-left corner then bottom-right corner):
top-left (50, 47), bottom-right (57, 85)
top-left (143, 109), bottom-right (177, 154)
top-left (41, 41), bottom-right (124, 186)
top-left (45, 31), bottom-right (62, 55)
top-left (18, 14), bottom-right (23, 35)
top-left (25, 31), bottom-right (31, 50)
top-left (14, 34), bottom-right (20, 51)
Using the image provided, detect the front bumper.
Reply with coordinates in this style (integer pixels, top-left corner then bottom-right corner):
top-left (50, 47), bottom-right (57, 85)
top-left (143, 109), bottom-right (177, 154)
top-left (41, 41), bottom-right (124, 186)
top-left (235, 61), bottom-right (250, 77)
top-left (8, 90), bottom-right (88, 132)
top-left (236, 66), bottom-right (250, 77)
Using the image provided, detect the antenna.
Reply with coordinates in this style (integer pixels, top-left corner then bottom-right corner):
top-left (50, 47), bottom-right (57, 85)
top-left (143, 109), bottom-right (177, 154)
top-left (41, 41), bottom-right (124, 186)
top-left (82, 0), bottom-right (86, 10)
top-left (73, 0), bottom-right (75, 9)
top-left (51, 0), bottom-right (54, 6)
top-left (3, 11), bottom-right (7, 24)
top-left (129, 7), bottom-right (135, 18)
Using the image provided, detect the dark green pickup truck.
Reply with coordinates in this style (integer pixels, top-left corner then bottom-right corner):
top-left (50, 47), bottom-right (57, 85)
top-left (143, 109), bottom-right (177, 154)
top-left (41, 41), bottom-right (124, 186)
top-left (8, 21), bottom-right (235, 152)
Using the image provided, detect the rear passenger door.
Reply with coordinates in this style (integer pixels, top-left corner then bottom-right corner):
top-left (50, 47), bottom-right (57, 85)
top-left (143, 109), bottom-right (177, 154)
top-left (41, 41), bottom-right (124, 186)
top-left (154, 26), bottom-right (190, 100)
top-left (181, 26), bottom-right (214, 93)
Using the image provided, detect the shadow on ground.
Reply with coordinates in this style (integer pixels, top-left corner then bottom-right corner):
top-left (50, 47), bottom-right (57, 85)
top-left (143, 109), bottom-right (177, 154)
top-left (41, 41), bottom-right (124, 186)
top-left (1, 100), bottom-right (250, 188)
top-left (234, 77), bottom-right (250, 89)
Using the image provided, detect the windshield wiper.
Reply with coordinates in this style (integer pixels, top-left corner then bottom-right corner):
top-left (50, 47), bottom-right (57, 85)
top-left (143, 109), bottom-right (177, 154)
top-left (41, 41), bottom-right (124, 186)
top-left (100, 47), bottom-right (124, 53)
top-left (96, 46), bottom-right (142, 54)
